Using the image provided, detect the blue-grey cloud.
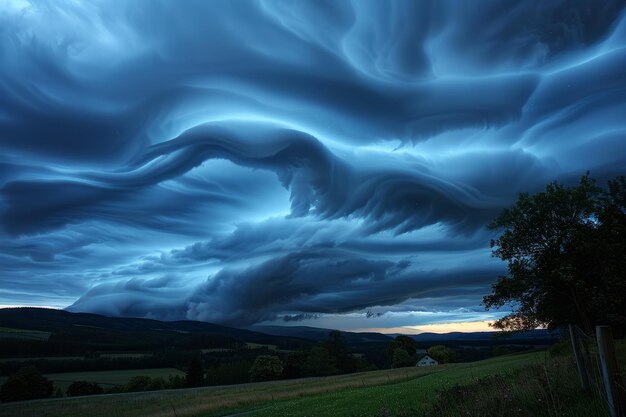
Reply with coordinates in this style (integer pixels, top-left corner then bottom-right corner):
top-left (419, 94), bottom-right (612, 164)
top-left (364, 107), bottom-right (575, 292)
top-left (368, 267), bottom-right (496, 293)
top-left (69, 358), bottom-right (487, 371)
top-left (1, 0), bottom-right (625, 330)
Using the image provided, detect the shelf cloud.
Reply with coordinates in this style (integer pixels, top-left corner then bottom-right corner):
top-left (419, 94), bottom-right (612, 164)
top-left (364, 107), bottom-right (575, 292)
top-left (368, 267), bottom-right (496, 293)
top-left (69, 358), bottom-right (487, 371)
top-left (1, 0), bottom-right (625, 330)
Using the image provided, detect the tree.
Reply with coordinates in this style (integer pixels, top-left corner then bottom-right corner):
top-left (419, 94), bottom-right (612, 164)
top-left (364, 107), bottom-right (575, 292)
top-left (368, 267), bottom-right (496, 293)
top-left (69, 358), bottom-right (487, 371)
top-left (427, 345), bottom-right (457, 364)
top-left (282, 351), bottom-right (309, 379)
top-left (305, 347), bottom-right (337, 376)
top-left (66, 381), bottom-right (103, 397)
top-left (185, 354), bottom-right (205, 387)
top-left (249, 355), bottom-right (283, 382)
top-left (324, 331), bottom-right (348, 356)
top-left (0, 366), bottom-right (53, 402)
top-left (323, 331), bottom-right (357, 373)
top-left (391, 348), bottom-right (414, 368)
top-left (484, 174), bottom-right (626, 334)
top-left (387, 335), bottom-right (418, 365)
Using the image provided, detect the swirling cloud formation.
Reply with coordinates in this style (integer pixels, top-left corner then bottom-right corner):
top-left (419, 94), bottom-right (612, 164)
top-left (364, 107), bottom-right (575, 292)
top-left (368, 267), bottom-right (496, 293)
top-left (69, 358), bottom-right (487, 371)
top-left (1, 0), bottom-right (625, 331)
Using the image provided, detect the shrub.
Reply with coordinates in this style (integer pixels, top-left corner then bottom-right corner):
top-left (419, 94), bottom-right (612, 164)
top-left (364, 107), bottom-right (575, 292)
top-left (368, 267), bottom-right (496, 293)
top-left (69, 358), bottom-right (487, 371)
top-left (66, 381), bottom-right (103, 397)
top-left (0, 366), bottom-right (53, 402)
top-left (125, 375), bottom-right (152, 392)
top-left (167, 375), bottom-right (185, 389)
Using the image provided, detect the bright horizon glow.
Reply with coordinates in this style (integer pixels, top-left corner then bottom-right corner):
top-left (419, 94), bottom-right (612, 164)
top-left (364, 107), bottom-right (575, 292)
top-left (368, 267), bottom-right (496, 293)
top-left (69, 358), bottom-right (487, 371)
top-left (355, 321), bottom-right (497, 335)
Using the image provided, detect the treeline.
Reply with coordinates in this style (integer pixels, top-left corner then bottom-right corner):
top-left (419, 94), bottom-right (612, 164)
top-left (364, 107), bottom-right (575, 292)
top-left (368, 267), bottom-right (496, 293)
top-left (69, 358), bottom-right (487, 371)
top-left (0, 331), bottom-right (380, 402)
top-left (204, 331), bottom-right (378, 386)
top-left (0, 329), bottom-right (242, 358)
top-left (0, 351), bottom-right (198, 376)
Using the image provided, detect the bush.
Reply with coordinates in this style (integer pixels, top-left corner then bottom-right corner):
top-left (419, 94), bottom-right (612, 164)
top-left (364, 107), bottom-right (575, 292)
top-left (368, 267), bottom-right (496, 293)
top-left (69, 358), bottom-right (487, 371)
top-left (249, 355), bottom-right (283, 382)
top-left (493, 346), bottom-right (514, 356)
top-left (427, 345), bottom-right (457, 363)
top-left (124, 375), bottom-right (169, 392)
top-left (125, 375), bottom-right (152, 392)
top-left (548, 339), bottom-right (570, 358)
top-left (167, 375), bottom-right (185, 389)
top-left (0, 366), bottom-right (53, 402)
top-left (66, 381), bottom-right (103, 397)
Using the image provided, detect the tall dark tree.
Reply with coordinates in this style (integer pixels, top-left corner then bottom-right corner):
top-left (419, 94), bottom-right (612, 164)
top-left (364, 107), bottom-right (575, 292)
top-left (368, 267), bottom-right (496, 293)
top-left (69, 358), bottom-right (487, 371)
top-left (185, 354), bottom-right (204, 388)
top-left (323, 330), bottom-right (348, 358)
top-left (323, 331), bottom-right (356, 373)
top-left (484, 174), bottom-right (626, 334)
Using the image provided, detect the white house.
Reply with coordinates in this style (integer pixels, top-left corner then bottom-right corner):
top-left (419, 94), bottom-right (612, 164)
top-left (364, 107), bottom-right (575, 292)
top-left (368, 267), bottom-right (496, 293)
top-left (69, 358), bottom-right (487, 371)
top-left (415, 354), bottom-right (439, 367)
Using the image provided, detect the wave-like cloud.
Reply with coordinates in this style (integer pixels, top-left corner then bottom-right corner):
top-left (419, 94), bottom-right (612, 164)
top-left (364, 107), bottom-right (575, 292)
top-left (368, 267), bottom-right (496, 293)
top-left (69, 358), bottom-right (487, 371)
top-left (1, 0), bottom-right (625, 329)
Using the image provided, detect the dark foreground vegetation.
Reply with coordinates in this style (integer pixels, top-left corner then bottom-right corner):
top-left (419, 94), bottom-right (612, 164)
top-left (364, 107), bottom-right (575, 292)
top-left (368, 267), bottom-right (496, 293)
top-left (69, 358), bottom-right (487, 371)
top-left (420, 348), bottom-right (621, 417)
top-left (0, 341), bottom-right (623, 417)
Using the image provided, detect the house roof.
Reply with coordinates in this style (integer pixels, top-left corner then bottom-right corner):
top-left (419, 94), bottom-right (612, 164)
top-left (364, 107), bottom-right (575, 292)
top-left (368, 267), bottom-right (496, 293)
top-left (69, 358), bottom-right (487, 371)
top-left (416, 354), bottom-right (438, 362)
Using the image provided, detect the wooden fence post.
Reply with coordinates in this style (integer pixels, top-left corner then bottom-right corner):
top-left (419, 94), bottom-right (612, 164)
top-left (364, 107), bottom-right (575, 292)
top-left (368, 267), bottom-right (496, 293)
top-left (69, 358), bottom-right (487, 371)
top-left (569, 324), bottom-right (590, 392)
top-left (596, 325), bottom-right (625, 417)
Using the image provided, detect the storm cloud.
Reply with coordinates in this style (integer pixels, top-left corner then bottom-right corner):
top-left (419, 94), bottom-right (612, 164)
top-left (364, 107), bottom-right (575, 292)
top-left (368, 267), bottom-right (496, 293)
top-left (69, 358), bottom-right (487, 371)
top-left (1, 0), bottom-right (625, 331)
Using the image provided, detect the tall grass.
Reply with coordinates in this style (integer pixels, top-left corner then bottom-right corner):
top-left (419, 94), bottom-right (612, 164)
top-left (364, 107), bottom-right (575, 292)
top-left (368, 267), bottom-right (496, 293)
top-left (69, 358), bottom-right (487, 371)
top-left (419, 357), bottom-right (609, 417)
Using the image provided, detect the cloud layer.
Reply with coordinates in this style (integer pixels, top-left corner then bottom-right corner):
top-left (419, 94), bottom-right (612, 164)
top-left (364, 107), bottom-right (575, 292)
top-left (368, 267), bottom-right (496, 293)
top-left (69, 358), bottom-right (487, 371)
top-left (1, 0), bottom-right (625, 330)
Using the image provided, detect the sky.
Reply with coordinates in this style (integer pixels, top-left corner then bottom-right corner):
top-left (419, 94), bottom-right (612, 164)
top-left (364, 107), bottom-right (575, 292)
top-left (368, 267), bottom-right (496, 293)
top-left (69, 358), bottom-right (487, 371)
top-left (1, 0), bottom-right (625, 334)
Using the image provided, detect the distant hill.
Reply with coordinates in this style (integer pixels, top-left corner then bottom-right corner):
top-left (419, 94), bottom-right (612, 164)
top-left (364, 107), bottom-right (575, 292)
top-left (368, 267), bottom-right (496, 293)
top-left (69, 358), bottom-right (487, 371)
top-left (248, 325), bottom-right (393, 346)
top-left (0, 308), bottom-right (314, 356)
top-left (400, 329), bottom-right (560, 344)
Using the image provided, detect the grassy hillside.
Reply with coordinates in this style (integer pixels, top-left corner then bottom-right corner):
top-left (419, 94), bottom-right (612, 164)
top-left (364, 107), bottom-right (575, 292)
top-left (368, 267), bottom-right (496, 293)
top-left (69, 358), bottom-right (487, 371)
top-left (0, 351), bottom-right (545, 417)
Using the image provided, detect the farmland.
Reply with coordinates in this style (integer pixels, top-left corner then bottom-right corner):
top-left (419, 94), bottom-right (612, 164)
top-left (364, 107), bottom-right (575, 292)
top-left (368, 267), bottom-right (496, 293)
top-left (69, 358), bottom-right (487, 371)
top-left (0, 350), bottom-right (544, 417)
top-left (0, 326), bottom-right (50, 341)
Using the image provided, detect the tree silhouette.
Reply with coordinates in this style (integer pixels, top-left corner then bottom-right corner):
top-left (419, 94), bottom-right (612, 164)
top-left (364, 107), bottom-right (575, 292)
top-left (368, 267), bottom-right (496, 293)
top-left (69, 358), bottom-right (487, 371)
top-left (391, 348), bottom-right (414, 368)
top-left (0, 366), bottom-right (53, 402)
top-left (249, 355), bottom-right (283, 382)
top-left (484, 174), bottom-right (626, 334)
top-left (427, 345), bottom-right (457, 363)
top-left (387, 335), bottom-right (418, 364)
top-left (185, 354), bottom-right (205, 388)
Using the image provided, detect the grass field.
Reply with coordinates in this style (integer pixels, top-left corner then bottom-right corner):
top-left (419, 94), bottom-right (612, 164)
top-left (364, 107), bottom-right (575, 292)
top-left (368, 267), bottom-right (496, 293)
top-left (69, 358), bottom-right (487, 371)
top-left (0, 351), bottom-right (546, 417)
top-left (245, 343), bottom-right (278, 350)
top-left (0, 368), bottom-right (185, 392)
top-left (0, 356), bottom-right (84, 363)
top-left (0, 326), bottom-right (50, 341)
